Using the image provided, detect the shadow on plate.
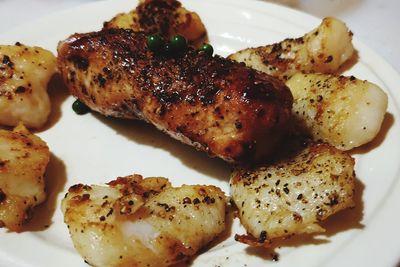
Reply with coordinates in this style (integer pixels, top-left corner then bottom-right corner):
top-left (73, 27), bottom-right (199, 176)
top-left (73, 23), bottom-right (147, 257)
top-left (23, 153), bottom-right (67, 231)
top-left (37, 73), bottom-right (70, 133)
top-left (94, 114), bottom-right (231, 182)
top-left (351, 112), bottom-right (394, 155)
top-left (337, 50), bottom-right (359, 74)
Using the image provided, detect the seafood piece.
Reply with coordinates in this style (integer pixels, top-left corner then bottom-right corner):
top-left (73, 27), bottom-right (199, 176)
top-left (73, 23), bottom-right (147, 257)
top-left (104, 0), bottom-right (206, 44)
top-left (0, 124), bottom-right (50, 231)
top-left (229, 17), bottom-right (354, 80)
top-left (0, 43), bottom-right (56, 129)
top-left (62, 174), bottom-right (227, 267)
top-left (57, 29), bottom-right (293, 163)
top-left (230, 143), bottom-right (355, 246)
top-left (287, 73), bottom-right (388, 150)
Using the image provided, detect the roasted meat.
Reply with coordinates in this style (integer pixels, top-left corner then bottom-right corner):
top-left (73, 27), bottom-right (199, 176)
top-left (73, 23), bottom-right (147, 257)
top-left (57, 29), bottom-right (293, 162)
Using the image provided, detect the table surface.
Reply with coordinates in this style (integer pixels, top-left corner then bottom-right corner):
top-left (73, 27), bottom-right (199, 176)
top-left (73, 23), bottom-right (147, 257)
top-left (0, 0), bottom-right (399, 73)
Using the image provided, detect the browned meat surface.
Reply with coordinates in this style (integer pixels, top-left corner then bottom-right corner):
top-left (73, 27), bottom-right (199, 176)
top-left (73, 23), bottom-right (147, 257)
top-left (57, 29), bottom-right (293, 163)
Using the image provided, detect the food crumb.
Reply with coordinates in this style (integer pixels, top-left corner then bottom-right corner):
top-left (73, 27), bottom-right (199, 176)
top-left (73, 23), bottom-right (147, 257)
top-left (271, 253), bottom-right (279, 261)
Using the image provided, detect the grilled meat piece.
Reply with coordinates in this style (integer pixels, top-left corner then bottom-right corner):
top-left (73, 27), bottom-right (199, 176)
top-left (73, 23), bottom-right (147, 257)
top-left (57, 29), bottom-right (293, 163)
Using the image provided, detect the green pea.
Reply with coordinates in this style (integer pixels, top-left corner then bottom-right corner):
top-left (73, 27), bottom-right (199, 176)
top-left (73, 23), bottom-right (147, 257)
top-left (200, 43), bottom-right (214, 56)
top-left (147, 34), bottom-right (164, 53)
top-left (170, 34), bottom-right (187, 52)
top-left (72, 99), bottom-right (90, 115)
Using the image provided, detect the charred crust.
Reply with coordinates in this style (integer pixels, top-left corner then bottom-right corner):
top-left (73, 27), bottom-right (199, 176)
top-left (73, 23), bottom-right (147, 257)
top-left (316, 208), bottom-right (326, 221)
top-left (166, 239), bottom-right (191, 263)
top-left (109, 176), bottom-right (138, 186)
top-left (234, 233), bottom-right (271, 248)
top-left (108, 175), bottom-right (168, 200)
top-left (259, 230), bottom-right (268, 243)
top-left (234, 120), bottom-right (242, 129)
top-left (198, 84), bottom-right (220, 106)
top-left (0, 190), bottom-right (6, 203)
top-left (324, 55), bottom-right (333, 63)
top-left (198, 187), bottom-right (207, 196)
top-left (68, 184), bottom-right (92, 193)
top-left (230, 171), bottom-right (244, 185)
top-left (136, 0), bottom-right (181, 38)
top-left (103, 66), bottom-right (113, 79)
top-left (174, 251), bottom-right (187, 262)
top-left (15, 86), bottom-right (27, 94)
top-left (202, 195), bottom-right (215, 204)
top-left (157, 202), bottom-right (176, 212)
top-left (70, 193), bottom-right (91, 204)
top-left (0, 160), bottom-right (8, 169)
top-left (182, 197), bottom-right (191, 204)
top-left (67, 55), bottom-right (89, 71)
top-left (325, 192), bottom-right (339, 206)
top-left (97, 74), bottom-right (107, 87)
top-left (292, 212), bottom-right (303, 223)
top-left (2, 55), bottom-right (14, 68)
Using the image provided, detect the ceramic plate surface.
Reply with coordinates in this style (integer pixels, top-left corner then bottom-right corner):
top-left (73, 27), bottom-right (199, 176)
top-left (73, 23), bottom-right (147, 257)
top-left (0, 0), bottom-right (400, 266)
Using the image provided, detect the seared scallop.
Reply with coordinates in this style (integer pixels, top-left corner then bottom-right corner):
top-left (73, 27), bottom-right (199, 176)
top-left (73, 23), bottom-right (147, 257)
top-left (103, 0), bottom-right (207, 45)
top-left (287, 73), bottom-right (388, 150)
top-left (62, 174), bottom-right (227, 267)
top-left (230, 143), bottom-right (355, 246)
top-left (0, 43), bottom-right (56, 129)
top-left (229, 17), bottom-right (354, 80)
top-left (0, 124), bottom-right (50, 231)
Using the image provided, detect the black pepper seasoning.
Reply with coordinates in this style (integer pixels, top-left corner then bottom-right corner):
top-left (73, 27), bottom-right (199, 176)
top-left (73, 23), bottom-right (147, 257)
top-left (259, 230), bottom-right (267, 243)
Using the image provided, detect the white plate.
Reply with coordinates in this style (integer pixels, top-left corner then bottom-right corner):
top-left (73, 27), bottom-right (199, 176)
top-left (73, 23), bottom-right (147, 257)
top-left (1, 0), bottom-right (400, 266)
